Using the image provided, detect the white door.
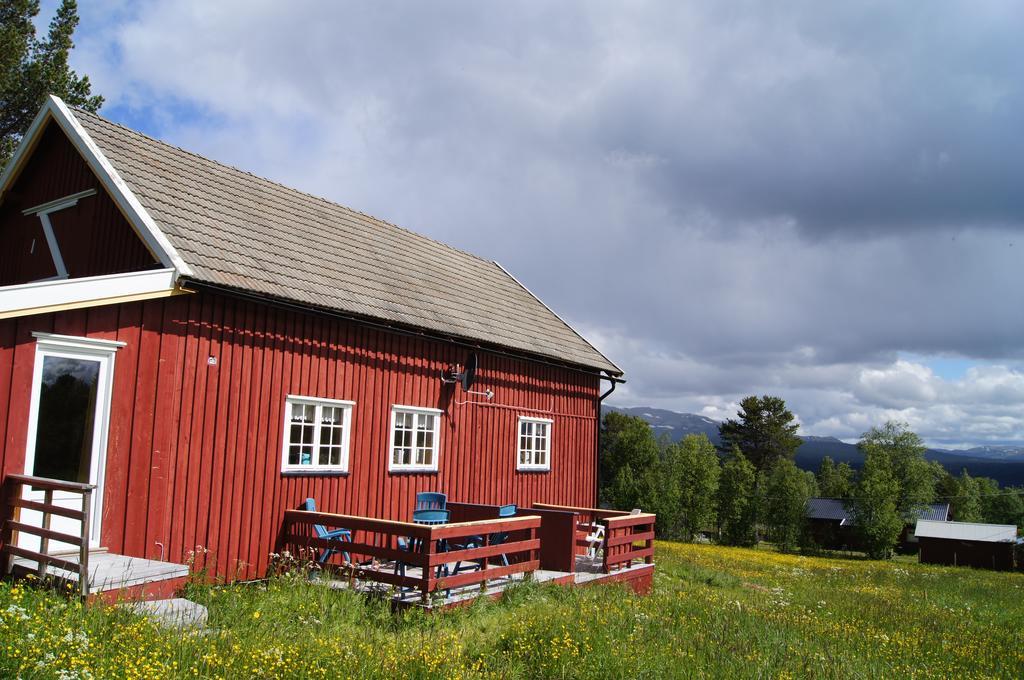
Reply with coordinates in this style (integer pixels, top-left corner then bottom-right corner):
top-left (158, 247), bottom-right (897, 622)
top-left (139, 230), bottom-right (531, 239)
top-left (19, 332), bottom-right (123, 552)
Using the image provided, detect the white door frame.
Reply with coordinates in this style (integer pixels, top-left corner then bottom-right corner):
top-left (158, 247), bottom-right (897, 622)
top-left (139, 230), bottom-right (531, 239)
top-left (22, 332), bottom-right (124, 549)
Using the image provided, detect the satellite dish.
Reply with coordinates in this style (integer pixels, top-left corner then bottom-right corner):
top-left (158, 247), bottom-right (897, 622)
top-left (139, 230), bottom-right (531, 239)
top-left (461, 353), bottom-right (478, 391)
top-left (440, 352), bottom-right (492, 399)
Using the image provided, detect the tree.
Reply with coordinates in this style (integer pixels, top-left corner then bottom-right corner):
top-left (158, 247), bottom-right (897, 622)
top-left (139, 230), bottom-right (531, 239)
top-left (1, 0), bottom-right (103, 167)
top-left (717, 446), bottom-right (757, 546)
top-left (599, 412), bottom-right (661, 518)
top-left (951, 470), bottom-right (983, 522)
top-left (663, 434), bottom-right (720, 541)
top-left (761, 458), bottom-right (813, 552)
top-left (719, 395), bottom-right (801, 472)
top-left (858, 421), bottom-right (933, 521)
top-left (816, 456), bottom-right (854, 499)
top-left (850, 447), bottom-right (902, 559)
top-left (977, 478), bottom-right (1024, 529)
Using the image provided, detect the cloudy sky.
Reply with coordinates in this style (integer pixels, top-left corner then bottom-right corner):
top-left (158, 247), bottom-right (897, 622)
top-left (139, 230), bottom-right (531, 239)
top-left (50, 1), bottom-right (1024, 447)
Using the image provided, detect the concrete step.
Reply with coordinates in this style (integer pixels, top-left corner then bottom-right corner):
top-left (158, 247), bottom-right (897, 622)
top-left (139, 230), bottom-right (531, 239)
top-left (126, 598), bottom-right (208, 628)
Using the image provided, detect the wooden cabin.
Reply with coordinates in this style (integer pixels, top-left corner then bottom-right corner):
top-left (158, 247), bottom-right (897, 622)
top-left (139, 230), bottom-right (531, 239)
top-left (805, 497), bottom-right (950, 552)
top-left (915, 520), bottom-right (1017, 571)
top-left (0, 97), bottom-right (651, 602)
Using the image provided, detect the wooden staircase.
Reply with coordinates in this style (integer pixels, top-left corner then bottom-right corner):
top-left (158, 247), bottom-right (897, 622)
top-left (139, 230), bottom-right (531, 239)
top-left (1, 474), bottom-right (188, 602)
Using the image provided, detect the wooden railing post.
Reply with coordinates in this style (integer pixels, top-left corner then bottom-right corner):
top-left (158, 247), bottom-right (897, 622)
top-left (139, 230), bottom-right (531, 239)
top-left (421, 528), bottom-right (433, 605)
top-left (37, 489), bottom-right (53, 578)
top-left (479, 533), bottom-right (490, 593)
top-left (0, 478), bottom-right (14, 576)
top-left (645, 520), bottom-right (654, 565)
top-left (79, 488), bottom-right (91, 599)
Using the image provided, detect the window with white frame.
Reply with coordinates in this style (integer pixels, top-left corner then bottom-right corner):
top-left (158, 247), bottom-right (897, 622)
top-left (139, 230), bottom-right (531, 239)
top-left (281, 396), bottom-right (354, 472)
top-left (389, 405), bottom-right (441, 472)
top-left (517, 416), bottom-right (552, 471)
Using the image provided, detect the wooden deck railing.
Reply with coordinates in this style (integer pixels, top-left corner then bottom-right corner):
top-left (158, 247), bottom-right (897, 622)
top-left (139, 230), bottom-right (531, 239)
top-left (602, 512), bottom-right (656, 572)
top-left (448, 502), bottom-right (580, 573)
top-left (533, 503), bottom-right (656, 573)
top-left (282, 510), bottom-right (542, 603)
top-left (0, 474), bottom-right (94, 599)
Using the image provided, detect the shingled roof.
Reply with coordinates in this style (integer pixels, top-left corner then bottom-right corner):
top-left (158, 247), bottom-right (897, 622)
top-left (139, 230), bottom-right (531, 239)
top-left (66, 107), bottom-right (621, 375)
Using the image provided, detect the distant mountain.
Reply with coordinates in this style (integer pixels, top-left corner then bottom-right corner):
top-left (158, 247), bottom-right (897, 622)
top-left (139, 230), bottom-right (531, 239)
top-left (940, 445), bottom-right (1024, 461)
top-left (603, 405), bottom-right (1024, 487)
top-left (605, 406), bottom-right (721, 442)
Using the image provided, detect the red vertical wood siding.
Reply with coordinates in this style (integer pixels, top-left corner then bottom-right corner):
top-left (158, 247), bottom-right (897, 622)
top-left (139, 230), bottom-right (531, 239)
top-left (0, 120), bottom-right (158, 285)
top-left (0, 291), bottom-right (600, 579)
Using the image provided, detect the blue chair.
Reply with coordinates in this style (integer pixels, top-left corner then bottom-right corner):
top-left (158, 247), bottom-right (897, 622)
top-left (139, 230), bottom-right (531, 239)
top-left (303, 498), bottom-right (352, 565)
top-left (396, 508), bottom-right (451, 581)
top-left (415, 492), bottom-right (447, 511)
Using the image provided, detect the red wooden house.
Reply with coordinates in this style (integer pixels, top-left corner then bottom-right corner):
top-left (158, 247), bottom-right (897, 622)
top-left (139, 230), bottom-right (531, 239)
top-left (0, 97), bottom-right (650, 601)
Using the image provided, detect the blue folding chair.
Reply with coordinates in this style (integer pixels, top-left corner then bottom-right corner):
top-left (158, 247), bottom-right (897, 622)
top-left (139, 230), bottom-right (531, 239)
top-left (303, 498), bottom-right (352, 564)
top-left (415, 492), bottom-right (447, 511)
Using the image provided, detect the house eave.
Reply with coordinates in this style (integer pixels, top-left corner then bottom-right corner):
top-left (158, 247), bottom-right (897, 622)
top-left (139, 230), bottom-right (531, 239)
top-left (0, 268), bottom-right (187, 320)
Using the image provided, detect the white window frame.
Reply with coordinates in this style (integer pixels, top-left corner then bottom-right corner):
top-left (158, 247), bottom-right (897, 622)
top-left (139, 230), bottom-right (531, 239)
top-left (517, 416), bottom-right (553, 472)
top-left (281, 395), bottom-right (355, 473)
top-left (388, 405), bottom-right (442, 473)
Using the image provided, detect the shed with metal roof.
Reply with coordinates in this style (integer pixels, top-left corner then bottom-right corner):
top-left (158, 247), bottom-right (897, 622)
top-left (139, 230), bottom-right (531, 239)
top-left (914, 520), bottom-right (1018, 570)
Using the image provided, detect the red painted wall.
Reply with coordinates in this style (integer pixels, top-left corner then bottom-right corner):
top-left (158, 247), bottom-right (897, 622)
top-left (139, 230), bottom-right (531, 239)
top-left (0, 292), bottom-right (600, 579)
top-left (0, 120), bottom-right (158, 285)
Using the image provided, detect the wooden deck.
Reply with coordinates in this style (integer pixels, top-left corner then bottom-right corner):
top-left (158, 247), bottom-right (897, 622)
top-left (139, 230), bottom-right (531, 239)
top-left (284, 501), bottom-right (657, 609)
top-left (322, 558), bottom-right (655, 610)
top-left (11, 550), bottom-right (189, 600)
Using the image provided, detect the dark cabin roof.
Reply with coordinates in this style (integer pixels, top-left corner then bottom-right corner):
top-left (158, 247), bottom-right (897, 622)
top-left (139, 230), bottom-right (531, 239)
top-left (806, 498), bottom-right (950, 525)
top-left (67, 108), bottom-right (621, 375)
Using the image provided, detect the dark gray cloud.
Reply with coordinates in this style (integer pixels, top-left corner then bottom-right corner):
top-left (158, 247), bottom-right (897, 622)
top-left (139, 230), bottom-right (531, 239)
top-left (69, 0), bottom-right (1024, 445)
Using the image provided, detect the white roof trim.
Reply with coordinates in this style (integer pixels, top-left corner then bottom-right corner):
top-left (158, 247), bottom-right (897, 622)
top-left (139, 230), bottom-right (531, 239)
top-left (0, 267), bottom-right (178, 317)
top-left (492, 260), bottom-right (622, 375)
top-left (0, 96), bottom-right (192, 277)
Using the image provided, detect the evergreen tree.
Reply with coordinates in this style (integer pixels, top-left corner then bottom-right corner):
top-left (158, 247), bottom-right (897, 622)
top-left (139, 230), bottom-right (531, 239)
top-left (1, 0), bottom-right (103, 166)
top-left (718, 395), bottom-right (801, 472)
top-left (761, 458), bottom-right (812, 552)
top-left (664, 434), bottom-right (720, 541)
top-left (850, 447), bottom-right (902, 559)
top-left (816, 456), bottom-right (854, 499)
top-left (717, 446), bottom-right (756, 546)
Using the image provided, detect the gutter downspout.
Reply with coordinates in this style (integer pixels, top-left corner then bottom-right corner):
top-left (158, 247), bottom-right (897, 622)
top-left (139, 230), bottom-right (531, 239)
top-left (596, 372), bottom-right (620, 507)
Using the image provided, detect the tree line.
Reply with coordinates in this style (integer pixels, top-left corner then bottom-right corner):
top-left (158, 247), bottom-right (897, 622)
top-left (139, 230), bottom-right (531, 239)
top-left (600, 395), bottom-right (1024, 559)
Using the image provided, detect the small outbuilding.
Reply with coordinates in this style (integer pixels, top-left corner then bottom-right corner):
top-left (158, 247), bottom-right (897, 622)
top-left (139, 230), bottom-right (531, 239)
top-left (914, 520), bottom-right (1018, 571)
top-left (805, 498), bottom-right (950, 552)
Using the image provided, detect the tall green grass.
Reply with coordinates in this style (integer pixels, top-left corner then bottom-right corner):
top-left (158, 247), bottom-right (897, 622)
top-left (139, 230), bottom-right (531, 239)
top-left (1, 542), bottom-right (1021, 678)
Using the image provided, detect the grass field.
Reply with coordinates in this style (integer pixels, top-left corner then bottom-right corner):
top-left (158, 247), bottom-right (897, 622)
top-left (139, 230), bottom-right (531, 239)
top-left (1, 542), bottom-right (1022, 679)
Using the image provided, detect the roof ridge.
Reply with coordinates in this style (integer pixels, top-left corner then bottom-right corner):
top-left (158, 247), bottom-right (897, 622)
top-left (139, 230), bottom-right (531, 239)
top-left (70, 107), bottom-right (494, 267)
